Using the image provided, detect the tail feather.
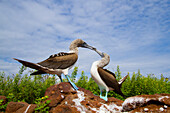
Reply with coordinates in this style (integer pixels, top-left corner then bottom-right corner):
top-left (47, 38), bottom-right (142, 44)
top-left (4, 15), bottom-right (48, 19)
top-left (13, 58), bottom-right (43, 71)
top-left (30, 71), bottom-right (46, 75)
top-left (118, 75), bottom-right (128, 88)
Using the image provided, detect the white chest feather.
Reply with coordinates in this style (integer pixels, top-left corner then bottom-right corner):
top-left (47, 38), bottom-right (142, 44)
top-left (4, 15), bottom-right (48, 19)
top-left (90, 61), bottom-right (109, 91)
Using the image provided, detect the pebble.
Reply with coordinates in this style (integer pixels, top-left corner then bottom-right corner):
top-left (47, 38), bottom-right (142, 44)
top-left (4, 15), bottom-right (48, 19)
top-left (144, 108), bottom-right (149, 112)
top-left (164, 105), bottom-right (168, 109)
top-left (159, 107), bottom-right (164, 111)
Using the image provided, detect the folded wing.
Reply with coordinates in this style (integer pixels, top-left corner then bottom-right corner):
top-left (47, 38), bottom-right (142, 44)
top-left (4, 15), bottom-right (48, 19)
top-left (38, 52), bottom-right (78, 69)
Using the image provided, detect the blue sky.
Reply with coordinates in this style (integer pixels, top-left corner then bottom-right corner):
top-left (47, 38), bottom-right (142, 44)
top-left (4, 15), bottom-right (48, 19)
top-left (0, 0), bottom-right (169, 78)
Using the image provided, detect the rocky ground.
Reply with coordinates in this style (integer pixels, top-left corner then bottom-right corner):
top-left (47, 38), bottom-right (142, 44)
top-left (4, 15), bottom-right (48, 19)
top-left (1, 82), bottom-right (170, 113)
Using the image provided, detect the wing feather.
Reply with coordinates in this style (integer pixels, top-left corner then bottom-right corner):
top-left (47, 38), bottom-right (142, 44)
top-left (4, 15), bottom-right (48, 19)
top-left (38, 52), bottom-right (78, 69)
top-left (98, 67), bottom-right (118, 88)
top-left (103, 69), bottom-right (116, 78)
top-left (98, 67), bottom-right (125, 97)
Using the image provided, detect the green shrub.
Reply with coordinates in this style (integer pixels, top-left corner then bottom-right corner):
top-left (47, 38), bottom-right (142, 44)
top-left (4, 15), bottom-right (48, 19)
top-left (0, 65), bottom-right (169, 104)
top-left (0, 66), bottom-right (57, 104)
top-left (0, 99), bottom-right (7, 111)
top-left (34, 96), bottom-right (51, 113)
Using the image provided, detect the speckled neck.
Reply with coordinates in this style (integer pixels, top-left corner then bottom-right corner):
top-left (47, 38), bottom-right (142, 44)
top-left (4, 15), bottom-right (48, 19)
top-left (95, 53), bottom-right (110, 68)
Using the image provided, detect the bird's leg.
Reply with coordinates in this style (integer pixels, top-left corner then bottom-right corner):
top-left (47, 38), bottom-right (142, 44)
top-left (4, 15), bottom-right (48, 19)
top-left (100, 90), bottom-right (103, 98)
top-left (59, 76), bottom-right (63, 82)
top-left (104, 91), bottom-right (108, 101)
top-left (100, 90), bottom-right (108, 101)
top-left (61, 79), bottom-right (63, 82)
top-left (65, 75), bottom-right (79, 90)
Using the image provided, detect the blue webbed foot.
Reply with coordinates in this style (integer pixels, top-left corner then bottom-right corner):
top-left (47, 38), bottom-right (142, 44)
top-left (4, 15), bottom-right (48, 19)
top-left (100, 95), bottom-right (108, 101)
top-left (65, 75), bottom-right (79, 90)
top-left (99, 91), bottom-right (108, 101)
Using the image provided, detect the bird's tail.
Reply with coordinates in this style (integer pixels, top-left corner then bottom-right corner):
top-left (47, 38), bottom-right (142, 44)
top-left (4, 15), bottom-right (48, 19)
top-left (118, 75), bottom-right (128, 88)
top-left (30, 71), bottom-right (46, 75)
top-left (13, 58), bottom-right (43, 71)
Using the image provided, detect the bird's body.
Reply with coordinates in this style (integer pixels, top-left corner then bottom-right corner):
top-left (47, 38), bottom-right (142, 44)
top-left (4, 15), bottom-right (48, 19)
top-left (14, 39), bottom-right (95, 90)
top-left (91, 56), bottom-right (110, 92)
top-left (91, 49), bottom-right (128, 101)
top-left (32, 52), bottom-right (78, 75)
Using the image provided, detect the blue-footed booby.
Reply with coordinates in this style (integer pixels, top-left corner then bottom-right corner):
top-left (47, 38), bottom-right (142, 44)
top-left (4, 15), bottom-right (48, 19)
top-left (91, 49), bottom-right (128, 101)
top-left (13, 39), bottom-right (96, 90)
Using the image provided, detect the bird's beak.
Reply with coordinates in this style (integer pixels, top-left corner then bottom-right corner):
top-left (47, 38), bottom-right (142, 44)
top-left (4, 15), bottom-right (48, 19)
top-left (94, 49), bottom-right (104, 57)
top-left (81, 42), bottom-right (104, 57)
top-left (81, 42), bottom-right (96, 50)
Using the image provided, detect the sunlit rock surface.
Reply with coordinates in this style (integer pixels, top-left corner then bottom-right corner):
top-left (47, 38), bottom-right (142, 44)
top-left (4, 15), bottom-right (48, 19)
top-left (46, 82), bottom-right (123, 113)
top-left (5, 102), bottom-right (36, 113)
top-left (122, 93), bottom-right (170, 112)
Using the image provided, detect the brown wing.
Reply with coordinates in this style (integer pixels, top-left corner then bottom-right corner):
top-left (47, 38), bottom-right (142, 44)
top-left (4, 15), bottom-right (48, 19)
top-left (38, 52), bottom-right (78, 69)
top-left (98, 67), bottom-right (125, 97)
top-left (103, 69), bottom-right (116, 78)
top-left (98, 67), bottom-right (118, 88)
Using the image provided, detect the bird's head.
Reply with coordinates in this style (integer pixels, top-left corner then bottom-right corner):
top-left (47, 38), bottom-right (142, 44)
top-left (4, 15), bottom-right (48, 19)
top-left (70, 39), bottom-right (96, 51)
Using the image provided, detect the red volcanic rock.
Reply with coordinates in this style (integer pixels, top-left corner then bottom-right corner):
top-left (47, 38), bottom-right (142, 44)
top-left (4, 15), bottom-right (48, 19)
top-left (122, 94), bottom-right (170, 112)
top-left (51, 105), bottom-right (79, 113)
top-left (44, 82), bottom-right (77, 107)
top-left (5, 102), bottom-right (36, 113)
top-left (46, 82), bottom-right (123, 113)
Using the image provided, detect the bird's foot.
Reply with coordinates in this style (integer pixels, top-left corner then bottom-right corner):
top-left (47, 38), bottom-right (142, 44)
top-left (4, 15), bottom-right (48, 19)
top-left (100, 95), bottom-right (108, 101)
